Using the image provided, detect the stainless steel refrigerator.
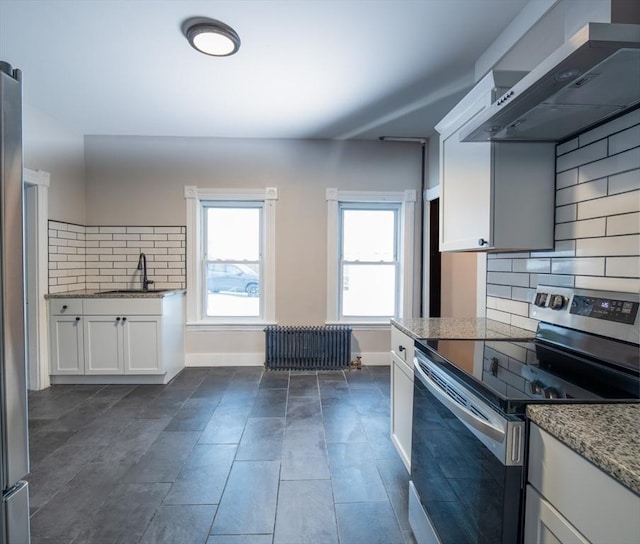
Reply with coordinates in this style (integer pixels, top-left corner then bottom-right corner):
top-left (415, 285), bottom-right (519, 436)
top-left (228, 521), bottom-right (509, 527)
top-left (0, 61), bottom-right (30, 544)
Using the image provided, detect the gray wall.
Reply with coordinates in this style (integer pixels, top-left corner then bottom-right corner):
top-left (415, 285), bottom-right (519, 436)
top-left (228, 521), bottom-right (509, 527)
top-left (84, 136), bottom-right (423, 359)
top-left (23, 104), bottom-right (86, 224)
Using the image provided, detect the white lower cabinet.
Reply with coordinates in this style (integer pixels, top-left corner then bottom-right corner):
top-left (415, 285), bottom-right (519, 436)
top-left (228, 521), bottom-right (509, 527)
top-left (83, 315), bottom-right (160, 375)
top-left (390, 325), bottom-right (414, 473)
top-left (50, 313), bottom-right (84, 374)
top-left (49, 294), bottom-right (184, 384)
top-left (525, 423), bottom-right (640, 544)
top-left (525, 485), bottom-right (590, 544)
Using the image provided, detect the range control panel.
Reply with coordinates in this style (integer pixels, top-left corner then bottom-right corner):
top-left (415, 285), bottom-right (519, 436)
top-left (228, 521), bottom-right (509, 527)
top-left (531, 286), bottom-right (640, 344)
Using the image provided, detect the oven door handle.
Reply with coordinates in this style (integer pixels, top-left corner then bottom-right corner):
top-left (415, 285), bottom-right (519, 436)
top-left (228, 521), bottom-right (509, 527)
top-left (414, 358), bottom-right (506, 444)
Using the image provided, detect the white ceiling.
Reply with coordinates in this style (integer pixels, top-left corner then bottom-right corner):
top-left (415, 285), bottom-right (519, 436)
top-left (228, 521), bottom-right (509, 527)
top-left (0, 0), bottom-right (529, 140)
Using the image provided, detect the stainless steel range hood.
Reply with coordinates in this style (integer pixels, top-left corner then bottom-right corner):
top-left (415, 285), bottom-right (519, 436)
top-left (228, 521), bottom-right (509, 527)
top-left (461, 23), bottom-right (640, 142)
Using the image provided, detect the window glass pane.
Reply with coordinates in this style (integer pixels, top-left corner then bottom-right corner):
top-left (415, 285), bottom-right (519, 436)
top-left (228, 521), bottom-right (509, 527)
top-left (342, 209), bottom-right (395, 262)
top-left (206, 262), bottom-right (260, 317)
top-left (207, 207), bottom-right (260, 260)
top-left (342, 264), bottom-right (395, 316)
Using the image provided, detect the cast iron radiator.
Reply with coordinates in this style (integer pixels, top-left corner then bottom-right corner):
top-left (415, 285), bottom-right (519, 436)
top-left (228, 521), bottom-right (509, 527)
top-left (264, 325), bottom-right (352, 370)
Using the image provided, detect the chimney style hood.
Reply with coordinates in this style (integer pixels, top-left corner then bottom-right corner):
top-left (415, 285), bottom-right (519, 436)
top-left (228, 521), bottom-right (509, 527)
top-left (461, 23), bottom-right (640, 142)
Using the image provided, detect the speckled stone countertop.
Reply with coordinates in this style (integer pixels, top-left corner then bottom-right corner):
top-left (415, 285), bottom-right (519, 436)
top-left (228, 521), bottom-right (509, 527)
top-left (391, 317), bottom-right (535, 340)
top-left (527, 404), bottom-right (640, 496)
top-left (45, 289), bottom-right (186, 299)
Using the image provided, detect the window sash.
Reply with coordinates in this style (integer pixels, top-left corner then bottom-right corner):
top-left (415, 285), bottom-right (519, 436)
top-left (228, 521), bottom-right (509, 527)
top-left (338, 203), bottom-right (401, 319)
top-left (201, 202), bottom-right (264, 319)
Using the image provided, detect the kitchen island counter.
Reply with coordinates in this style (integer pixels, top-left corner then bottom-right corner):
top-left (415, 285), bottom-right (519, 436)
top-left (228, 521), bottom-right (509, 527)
top-left (391, 317), bottom-right (533, 341)
top-left (527, 403), bottom-right (640, 496)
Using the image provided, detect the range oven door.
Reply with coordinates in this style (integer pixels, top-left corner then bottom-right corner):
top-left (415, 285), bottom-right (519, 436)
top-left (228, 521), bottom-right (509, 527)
top-left (409, 350), bottom-right (525, 544)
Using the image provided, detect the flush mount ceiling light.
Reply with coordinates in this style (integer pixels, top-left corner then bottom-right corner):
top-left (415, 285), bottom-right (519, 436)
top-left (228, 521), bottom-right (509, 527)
top-left (183, 17), bottom-right (240, 57)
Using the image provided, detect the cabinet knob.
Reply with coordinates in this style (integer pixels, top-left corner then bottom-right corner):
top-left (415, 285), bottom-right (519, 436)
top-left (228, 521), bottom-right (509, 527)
top-left (62, 305), bottom-right (68, 310)
top-left (75, 317), bottom-right (81, 322)
top-left (116, 317), bottom-right (121, 321)
top-left (478, 238), bottom-right (489, 247)
top-left (398, 345), bottom-right (405, 352)
top-left (122, 317), bottom-right (127, 322)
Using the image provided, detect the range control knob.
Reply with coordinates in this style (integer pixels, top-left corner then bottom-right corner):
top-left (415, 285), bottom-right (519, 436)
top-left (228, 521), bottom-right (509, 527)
top-left (549, 295), bottom-right (567, 310)
top-left (534, 293), bottom-right (548, 307)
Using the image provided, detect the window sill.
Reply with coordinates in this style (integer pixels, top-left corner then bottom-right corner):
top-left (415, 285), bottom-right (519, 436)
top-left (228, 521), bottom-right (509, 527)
top-left (186, 321), bottom-right (277, 332)
top-left (325, 320), bottom-right (394, 330)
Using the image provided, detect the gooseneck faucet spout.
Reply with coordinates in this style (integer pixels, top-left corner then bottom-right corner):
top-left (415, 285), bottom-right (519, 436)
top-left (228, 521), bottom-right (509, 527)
top-left (137, 253), bottom-right (154, 291)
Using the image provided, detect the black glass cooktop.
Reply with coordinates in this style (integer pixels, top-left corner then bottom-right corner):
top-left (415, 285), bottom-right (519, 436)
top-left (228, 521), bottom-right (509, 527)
top-left (415, 333), bottom-right (640, 415)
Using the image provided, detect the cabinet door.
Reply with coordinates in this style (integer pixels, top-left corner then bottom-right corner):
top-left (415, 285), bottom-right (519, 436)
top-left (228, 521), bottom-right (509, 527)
top-left (83, 316), bottom-right (123, 374)
top-left (122, 316), bottom-right (161, 374)
top-left (524, 485), bottom-right (590, 544)
top-left (50, 315), bottom-right (84, 374)
top-left (391, 352), bottom-right (413, 473)
top-left (440, 127), bottom-right (493, 251)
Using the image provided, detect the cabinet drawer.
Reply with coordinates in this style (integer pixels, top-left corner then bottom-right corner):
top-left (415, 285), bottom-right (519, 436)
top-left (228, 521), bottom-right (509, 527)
top-left (391, 325), bottom-right (414, 366)
top-left (83, 298), bottom-right (163, 316)
top-left (49, 299), bottom-right (83, 315)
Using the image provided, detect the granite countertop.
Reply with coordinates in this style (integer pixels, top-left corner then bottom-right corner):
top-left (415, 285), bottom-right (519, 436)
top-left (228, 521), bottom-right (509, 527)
top-left (527, 404), bottom-right (640, 496)
top-left (391, 317), bottom-right (535, 341)
top-left (45, 289), bottom-right (186, 299)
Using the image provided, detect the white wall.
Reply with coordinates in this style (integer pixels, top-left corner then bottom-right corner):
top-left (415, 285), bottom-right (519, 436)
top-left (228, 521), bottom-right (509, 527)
top-left (23, 103), bottom-right (85, 224)
top-left (84, 136), bottom-right (423, 363)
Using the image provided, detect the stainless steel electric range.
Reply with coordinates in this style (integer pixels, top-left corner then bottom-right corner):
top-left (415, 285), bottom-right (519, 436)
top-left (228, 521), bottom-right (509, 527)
top-left (408, 286), bottom-right (640, 544)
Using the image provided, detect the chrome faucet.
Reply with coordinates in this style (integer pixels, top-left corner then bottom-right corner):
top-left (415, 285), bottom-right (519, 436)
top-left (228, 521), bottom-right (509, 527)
top-left (137, 253), bottom-right (154, 291)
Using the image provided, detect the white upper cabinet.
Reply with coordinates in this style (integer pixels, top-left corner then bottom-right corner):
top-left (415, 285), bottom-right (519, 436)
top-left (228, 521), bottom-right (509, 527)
top-left (436, 71), bottom-right (556, 252)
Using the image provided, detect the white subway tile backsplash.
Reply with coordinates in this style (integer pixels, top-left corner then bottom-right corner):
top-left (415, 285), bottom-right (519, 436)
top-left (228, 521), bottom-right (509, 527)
top-left (556, 138), bottom-right (579, 156)
top-left (556, 140), bottom-right (607, 173)
top-left (510, 315), bottom-right (538, 332)
top-left (487, 259), bottom-right (512, 272)
top-left (551, 257), bottom-right (605, 276)
top-left (608, 170), bottom-right (640, 196)
top-left (554, 218), bottom-right (606, 240)
top-left (495, 298), bottom-right (529, 317)
top-left (531, 240), bottom-right (576, 258)
top-left (49, 222), bottom-right (187, 292)
top-left (607, 212), bottom-right (640, 236)
top-left (99, 226), bottom-right (127, 234)
top-left (126, 226), bottom-right (154, 234)
top-left (575, 275), bottom-right (640, 293)
top-left (576, 235), bottom-right (640, 257)
top-left (528, 274), bottom-right (575, 288)
top-left (609, 124), bottom-right (640, 155)
top-left (556, 169), bottom-right (578, 189)
top-left (606, 256), bottom-right (640, 278)
top-left (556, 178), bottom-right (607, 206)
top-left (512, 258), bottom-right (550, 274)
top-left (486, 308), bottom-right (511, 324)
top-left (511, 287), bottom-right (535, 303)
top-left (579, 110), bottom-right (640, 146)
top-left (555, 204), bottom-right (577, 224)
top-left (487, 272), bottom-right (530, 287)
top-left (578, 148), bottom-right (640, 183)
top-left (578, 190), bottom-right (640, 220)
top-left (486, 284), bottom-right (512, 298)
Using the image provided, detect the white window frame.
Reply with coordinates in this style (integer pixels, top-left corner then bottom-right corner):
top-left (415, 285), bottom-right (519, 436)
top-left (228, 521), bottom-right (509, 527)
top-left (185, 186), bottom-right (277, 328)
top-left (326, 188), bottom-right (416, 324)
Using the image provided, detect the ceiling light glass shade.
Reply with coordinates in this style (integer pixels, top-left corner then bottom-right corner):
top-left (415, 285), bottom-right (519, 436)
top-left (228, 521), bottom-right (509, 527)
top-left (184, 19), bottom-right (241, 57)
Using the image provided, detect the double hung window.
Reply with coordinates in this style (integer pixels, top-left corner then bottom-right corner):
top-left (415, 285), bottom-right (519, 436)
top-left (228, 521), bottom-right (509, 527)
top-left (326, 189), bottom-right (416, 323)
top-left (185, 186), bottom-right (277, 325)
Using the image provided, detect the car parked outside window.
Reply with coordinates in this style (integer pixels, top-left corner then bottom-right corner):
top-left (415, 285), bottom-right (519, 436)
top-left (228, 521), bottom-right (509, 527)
top-left (207, 263), bottom-right (259, 297)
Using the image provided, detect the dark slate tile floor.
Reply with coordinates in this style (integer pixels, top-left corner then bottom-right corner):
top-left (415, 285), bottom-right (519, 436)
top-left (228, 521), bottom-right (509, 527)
top-left (27, 366), bottom-right (417, 544)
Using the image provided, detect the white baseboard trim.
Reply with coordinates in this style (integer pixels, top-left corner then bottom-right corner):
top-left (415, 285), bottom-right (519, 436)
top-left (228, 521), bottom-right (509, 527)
top-left (353, 352), bottom-right (391, 366)
top-left (186, 351), bottom-right (391, 367)
top-left (186, 352), bottom-right (264, 367)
